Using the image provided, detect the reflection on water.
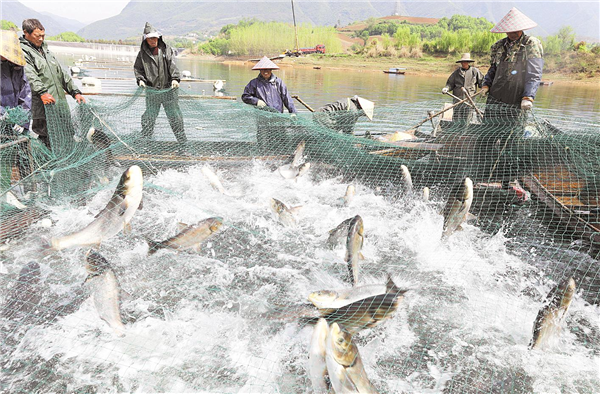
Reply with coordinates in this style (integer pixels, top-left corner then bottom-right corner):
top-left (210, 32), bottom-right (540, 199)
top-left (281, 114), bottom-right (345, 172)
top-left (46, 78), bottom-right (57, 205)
top-left (53, 49), bottom-right (600, 117)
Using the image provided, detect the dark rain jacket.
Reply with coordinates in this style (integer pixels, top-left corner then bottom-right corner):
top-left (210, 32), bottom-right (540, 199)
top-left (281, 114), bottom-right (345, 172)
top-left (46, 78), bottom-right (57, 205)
top-left (19, 37), bottom-right (81, 120)
top-left (134, 34), bottom-right (180, 89)
top-left (483, 34), bottom-right (544, 106)
top-left (444, 66), bottom-right (484, 102)
top-left (1, 60), bottom-right (32, 129)
top-left (242, 73), bottom-right (297, 113)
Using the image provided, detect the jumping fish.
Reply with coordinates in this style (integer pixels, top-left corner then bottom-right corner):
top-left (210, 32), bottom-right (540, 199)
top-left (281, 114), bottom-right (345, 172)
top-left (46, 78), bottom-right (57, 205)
top-left (320, 277), bottom-right (408, 335)
top-left (422, 187), bottom-right (430, 202)
top-left (308, 276), bottom-right (396, 310)
top-left (48, 165), bottom-right (143, 251)
top-left (529, 277), bottom-right (576, 350)
top-left (201, 165), bottom-right (227, 194)
top-left (327, 216), bottom-right (356, 249)
top-left (278, 141), bottom-right (310, 180)
top-left (84, 250), bottom-right (126, 337)
top-left (146, 217), bottom-right (223, 254)
top-left (442, 177), bottom-right (474, 238)
top-left (326, 322), bottom-right (379, 393)
top-left (345, 215), bottom-right (364, 285)
top-left (308, 318), bottom-right (330, 393)
top-left (400, 165), bottom-right (413, 193)
top-left (270, 198), bottom-right (301, 227)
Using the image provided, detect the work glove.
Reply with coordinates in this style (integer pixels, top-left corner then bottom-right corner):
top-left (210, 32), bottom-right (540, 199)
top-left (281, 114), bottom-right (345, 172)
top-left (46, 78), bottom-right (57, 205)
top-left (441, 87), bottom-right (449, 94)
top-left (171, 80), bottom-right (179, 89)
top-left (521, 98), bottom-right (533, 111)
top-left (40, 93), bottom-right (56, 105)
top-left (290, 113), bottom-right (297, 121)
top-left (13, 124), bottom-right (25, 134)
top-left (75, 94), bottom-right (86, 104)
top-left (138, 80), bottom-right (146, 88)
top-left (481, 86), bottom-right (489, 96)
top-left (256, 99), bottom-right (267, 108)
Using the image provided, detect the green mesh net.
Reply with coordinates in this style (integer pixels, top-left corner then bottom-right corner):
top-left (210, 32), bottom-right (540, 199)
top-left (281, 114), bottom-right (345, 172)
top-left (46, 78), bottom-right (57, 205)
top-left (0, 88), bottom-right (598, 393)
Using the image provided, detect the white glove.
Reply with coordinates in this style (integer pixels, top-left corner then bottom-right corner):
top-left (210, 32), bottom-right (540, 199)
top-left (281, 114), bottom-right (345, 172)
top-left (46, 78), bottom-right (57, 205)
top-left (521, 98), bottom-right (533, 111)
top-left (138, 80), bottom-right (146, 88)
top-left (290, 113), bottom-right (297, 120)
top-left (13, 124), bottom-right (24, 134)
top-left (481, 86), bottom-right (489, 96)
top-left (441, 87), bottom-right (449, 94)
top-left (256, 99), bottom-right (267, 108)
top-left (171, 80), bottom-right (179, 89)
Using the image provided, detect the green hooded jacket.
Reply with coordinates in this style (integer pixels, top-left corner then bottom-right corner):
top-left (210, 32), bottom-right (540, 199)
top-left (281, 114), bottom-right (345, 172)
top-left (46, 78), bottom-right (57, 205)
top-left (19, 37), bottom-right (81, 120)
top-left (134, 22), bottom-right (180, 89)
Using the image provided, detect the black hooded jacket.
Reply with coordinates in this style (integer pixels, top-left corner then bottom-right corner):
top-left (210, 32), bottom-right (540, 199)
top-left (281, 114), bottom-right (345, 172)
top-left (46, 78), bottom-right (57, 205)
top-left (133, 23), bottom-right (180, 89)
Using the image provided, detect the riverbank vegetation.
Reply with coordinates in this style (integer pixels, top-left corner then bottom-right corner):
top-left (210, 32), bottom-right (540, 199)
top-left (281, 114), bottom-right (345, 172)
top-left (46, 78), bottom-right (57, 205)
top-left (199, 19), bottom-right (341, 56)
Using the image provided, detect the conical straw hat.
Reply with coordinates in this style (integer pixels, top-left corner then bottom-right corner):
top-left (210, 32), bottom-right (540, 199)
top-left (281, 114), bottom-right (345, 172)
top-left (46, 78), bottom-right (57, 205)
top-left (456, 53), bottom-right (475, 63)
top-left (490, 7), bottom-right (537, 33)
top-left (252, 56), bottom-right (280, 70)
top-left (1, 30), bottom-right (26, 66)
top-left (355, 96), bottom-right (374, 120)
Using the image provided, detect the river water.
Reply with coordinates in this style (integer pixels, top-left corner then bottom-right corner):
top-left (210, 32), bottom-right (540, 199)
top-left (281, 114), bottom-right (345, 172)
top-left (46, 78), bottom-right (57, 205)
top-left (1, 49), bottom-right (599, 393)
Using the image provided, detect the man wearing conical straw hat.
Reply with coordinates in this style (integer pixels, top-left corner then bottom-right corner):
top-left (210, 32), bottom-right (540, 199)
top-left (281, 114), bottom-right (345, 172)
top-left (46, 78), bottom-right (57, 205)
top-left (1, 29), bottom-right (32, 198)
top-left (481, 8), bottom-right (543, 111)
top-left (441, 53), bottom-right (484, 121)
top-left (242, 56), bottom-right (297, 153)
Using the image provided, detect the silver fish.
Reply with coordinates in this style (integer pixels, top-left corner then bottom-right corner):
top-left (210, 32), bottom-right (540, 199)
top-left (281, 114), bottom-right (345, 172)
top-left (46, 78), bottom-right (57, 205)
top-left (278, 141), bottom-right (310, 180)
top-left (49, 165), bottom-right (143, 251)
top-left (84, 250), bottom-right (126, 337)
top-left (270, 198), bottom-right (300, 227)
top-left (326, 322), bottom-right (379, 393)
top-left (308, 276), bottom-right (397, 309)
top-left (345, 215), bottom-right (364, 285)
top-left (529, 277), bottom-right (576, 350)
top-left (308, 318), bottom-right (330, 393)
top-left (400, 165), bottom-right (413, 193)
top-left (146, 217), bottom-right (223, 254)
top-left (201, 165), bottom-right (227, 194)
top-left (442, 177), bottom-right (473, 238)
top-left (327, 216), bottom-right (355, 249)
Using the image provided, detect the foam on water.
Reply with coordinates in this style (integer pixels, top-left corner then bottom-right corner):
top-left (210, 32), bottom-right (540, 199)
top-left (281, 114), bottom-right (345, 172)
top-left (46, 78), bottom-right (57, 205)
top-left (1, 161), bottom-right (598, 393)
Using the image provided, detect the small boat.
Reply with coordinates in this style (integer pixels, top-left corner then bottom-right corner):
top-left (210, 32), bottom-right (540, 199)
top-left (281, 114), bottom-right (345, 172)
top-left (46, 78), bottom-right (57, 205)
top-left (384, 68), bottom-right (406, 75)
top-left (540, 80), bottom-right (554, 86)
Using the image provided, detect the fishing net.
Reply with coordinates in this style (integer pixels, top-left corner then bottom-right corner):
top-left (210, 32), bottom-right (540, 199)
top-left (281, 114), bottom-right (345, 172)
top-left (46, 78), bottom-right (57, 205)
top-left (1, 88), bottom-right (599, 393)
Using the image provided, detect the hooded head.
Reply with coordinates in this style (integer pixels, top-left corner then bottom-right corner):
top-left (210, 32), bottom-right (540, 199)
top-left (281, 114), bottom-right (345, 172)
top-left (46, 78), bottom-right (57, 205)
top-left (142, 22), bottom-right (162, 40)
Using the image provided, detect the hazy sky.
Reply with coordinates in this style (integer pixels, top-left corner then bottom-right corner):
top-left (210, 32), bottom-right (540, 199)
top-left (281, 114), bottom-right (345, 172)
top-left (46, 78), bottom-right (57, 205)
top-left (14, 0), bottom-right (597, 25)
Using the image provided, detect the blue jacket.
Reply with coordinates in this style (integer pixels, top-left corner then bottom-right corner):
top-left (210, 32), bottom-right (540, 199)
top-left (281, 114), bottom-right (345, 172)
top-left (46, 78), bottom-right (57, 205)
top-left (242, 73), bottom-right (297, 113)
top-left (1, 60), bottom-right (32, 129)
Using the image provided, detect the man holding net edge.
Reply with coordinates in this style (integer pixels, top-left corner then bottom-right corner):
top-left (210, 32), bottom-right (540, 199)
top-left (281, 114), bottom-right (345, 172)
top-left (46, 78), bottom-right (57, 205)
top-left (480, 8), bottom-right (543, 114)
top-left (242, 56), bottom-right (298, 153)
top-left (134, 22), bottom-right (187, 153)
top-left (19, 19), bottom-right (85, 150)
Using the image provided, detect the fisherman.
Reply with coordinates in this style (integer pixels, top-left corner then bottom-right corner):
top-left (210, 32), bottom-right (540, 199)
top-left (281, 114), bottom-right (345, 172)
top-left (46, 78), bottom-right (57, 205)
top-left (242, 56), bottom-right (297, 152)
top-left (441, 53), bottom-right (483, 122)
top-left (1, 30), bottom-right (32, 199)
top-left (314, 95), bottom-right (374, 134)
top-left (481, 8), bottom-right (543, 113)
top-left (134, 22), bottom-right (187, 150)
top-left (19, 19), bottom-right (85, 150)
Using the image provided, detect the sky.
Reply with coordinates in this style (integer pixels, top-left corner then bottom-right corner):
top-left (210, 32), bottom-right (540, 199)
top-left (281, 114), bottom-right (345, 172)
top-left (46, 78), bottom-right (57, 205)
top-left (13, 0), bottom-right (597, 25)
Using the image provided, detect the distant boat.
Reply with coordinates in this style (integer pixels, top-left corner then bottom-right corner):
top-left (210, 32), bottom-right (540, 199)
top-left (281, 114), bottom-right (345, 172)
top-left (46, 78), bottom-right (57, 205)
top-left (540, 80), bottom-right (554, 86)
top-left (384, 67), bottom-right (406, 75)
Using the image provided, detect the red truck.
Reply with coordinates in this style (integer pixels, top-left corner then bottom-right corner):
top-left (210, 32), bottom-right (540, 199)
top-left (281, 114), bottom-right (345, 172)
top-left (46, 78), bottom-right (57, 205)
top-left (284, 45), bottom-right (326, 57)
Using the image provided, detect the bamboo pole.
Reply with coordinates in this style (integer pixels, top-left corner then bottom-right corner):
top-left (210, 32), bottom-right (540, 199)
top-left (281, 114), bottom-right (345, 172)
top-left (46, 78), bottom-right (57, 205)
top-left (461, 87), bottom-right (484, 118)
top-left (409, 90), bottom-right (483, 130)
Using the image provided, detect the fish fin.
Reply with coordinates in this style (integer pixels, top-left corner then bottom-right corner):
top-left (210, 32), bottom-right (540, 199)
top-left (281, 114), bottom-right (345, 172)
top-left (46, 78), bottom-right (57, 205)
top-left (466, 213), bottom-right (477, 222)
top-left (289, 205), bottom-right (303, 214)
top-left (123, 223), bottom-right (132, 234)
top-left (359, 252), bottom-right (366, 260)
top-left (177, 222), bottom-right (189, 232)
top-left (137, 195), bottom-right (143, 210)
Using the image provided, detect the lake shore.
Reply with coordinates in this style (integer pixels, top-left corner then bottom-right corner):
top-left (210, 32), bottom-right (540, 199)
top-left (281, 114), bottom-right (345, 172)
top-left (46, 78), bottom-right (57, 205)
top-left (193, 53), bottom-right (600, 86)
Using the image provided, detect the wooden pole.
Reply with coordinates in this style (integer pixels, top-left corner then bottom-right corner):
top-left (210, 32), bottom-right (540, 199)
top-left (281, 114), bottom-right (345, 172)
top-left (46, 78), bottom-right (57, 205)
top-left (443, 91), bottom-right (476, 109)
top-left (292, 95), bottom-right (315, 112)
top-left (461, 87), bottom-right (484, 118)
top-left (83, 92), bottom-right (237, 100)
top-left (291, 0), bottom-right (300, 53)
top-left (409, 90), bottom-right (483, 130)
